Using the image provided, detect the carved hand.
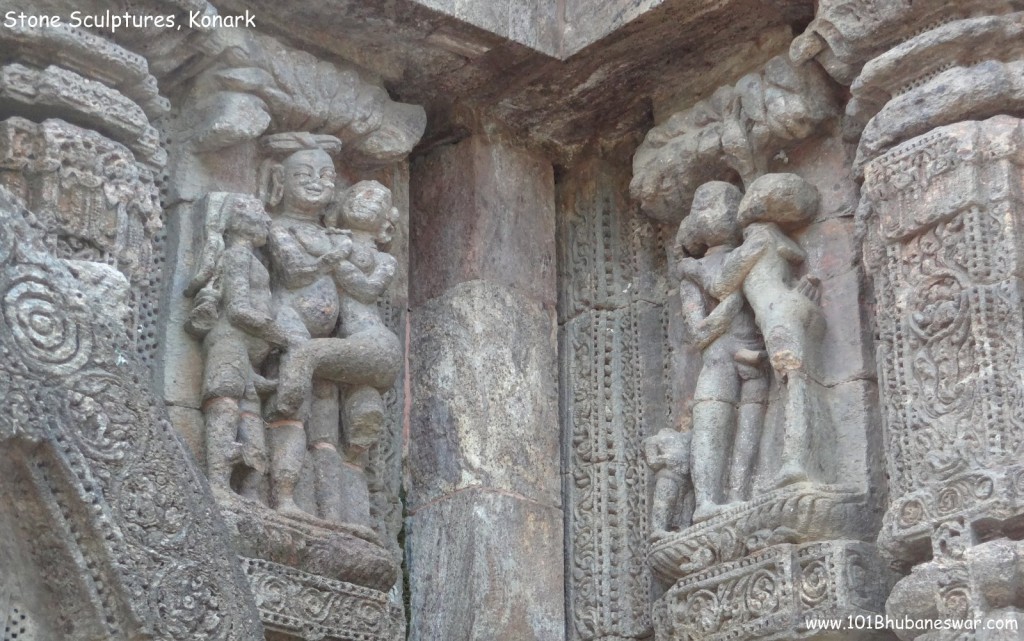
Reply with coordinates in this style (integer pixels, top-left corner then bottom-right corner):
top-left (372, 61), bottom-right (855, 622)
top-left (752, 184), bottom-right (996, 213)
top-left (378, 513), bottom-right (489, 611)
top-left (795, 274), bottom-right (821, 305)
top-left (675, 256), bottom-right (701, 282)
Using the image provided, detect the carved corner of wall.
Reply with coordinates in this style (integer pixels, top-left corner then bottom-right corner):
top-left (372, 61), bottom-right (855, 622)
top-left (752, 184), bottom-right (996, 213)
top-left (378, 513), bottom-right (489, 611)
top-left (627, 4), bottom-right (1024, 636)
top-left (0, 23), bottom-right (264, 640)
top-left (0, 9), bottom-right (416, 640)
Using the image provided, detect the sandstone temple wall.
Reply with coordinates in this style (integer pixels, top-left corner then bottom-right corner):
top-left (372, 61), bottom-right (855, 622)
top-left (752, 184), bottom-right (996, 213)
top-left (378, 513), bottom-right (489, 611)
top-left (3, 1), bottom-right (1024, 641)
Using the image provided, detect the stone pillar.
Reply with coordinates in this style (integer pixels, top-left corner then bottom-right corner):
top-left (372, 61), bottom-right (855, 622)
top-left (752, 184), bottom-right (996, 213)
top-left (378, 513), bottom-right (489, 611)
top-left (864, 115), bottom-right (1024, 637)
top-left (796, 4), bottom-right (1024, 636)
top-left (408, 136), bottom-right (564, 641)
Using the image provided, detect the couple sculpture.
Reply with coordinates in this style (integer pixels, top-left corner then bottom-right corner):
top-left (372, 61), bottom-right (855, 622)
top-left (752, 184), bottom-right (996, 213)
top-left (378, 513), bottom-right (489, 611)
top-left (185, 133), bottom-right (401, 525)
top-left (646, 173), bottom-right (825, 533)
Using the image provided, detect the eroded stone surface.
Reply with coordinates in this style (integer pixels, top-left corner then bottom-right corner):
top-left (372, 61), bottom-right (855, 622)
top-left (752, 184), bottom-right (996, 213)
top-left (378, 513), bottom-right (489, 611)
top-left (406, 489), bottom-right (565, 641)
top-left (7, 1), bottom-right (1024, 640)
top-left (409, 279), bottom-right (559, 508)
top-left (410, 136), bottom-right (557, 308)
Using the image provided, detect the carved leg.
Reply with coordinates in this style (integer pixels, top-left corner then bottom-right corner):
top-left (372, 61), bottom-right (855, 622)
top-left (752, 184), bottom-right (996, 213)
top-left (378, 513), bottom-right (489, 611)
top-left (270, 345), bottom-right (317, 420)
top-left (651, 473), bottom-right (682, 534)
top-left (727, 374), bottom-right (768, 503)
top-left (310, 380), bottom-right (344, 522)
top-left (334, 385), bottom-right (386, 528)
top-left (342, 385), bottom-right (386, 455)
top-left (268, 420), bottom-right (306, 515)
top-left (236, 385), bottom-right (267, 501)
top-left (204, 397), bottom-right (242, 494)
top-left (691, 399), bottom-right (734, 522)
top-left (777, 369), bottom-right (813, 487)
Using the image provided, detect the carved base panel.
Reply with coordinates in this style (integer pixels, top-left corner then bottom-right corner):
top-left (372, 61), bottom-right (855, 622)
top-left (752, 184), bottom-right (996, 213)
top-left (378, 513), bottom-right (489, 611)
top-left (887, 538), bottom-right (1024, 641)
top-left (880, 465), bottom-right (1024, 566)
top-left (219, 493), bottom-right (398, 592)
top-left (242, 557), bottom-right (404, 641)
top-left (653, 541), bottom-right (891, 641)
top-left (650, 483), bottom-right (879, 582)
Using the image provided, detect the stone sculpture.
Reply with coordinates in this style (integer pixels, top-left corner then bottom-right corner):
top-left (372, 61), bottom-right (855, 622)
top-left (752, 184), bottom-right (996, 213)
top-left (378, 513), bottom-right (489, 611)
top-left (731, 174), bottom-right (824, 486)
top-left (185, 192), bottom-right (292, 497)
top-left (258, 132), bottom-right (347, 517)
top-left (674, 174), bottom-right (822, 521)
top-left (672, 181), bottom-right (769, 521)
top-left (630, 56), bottom-right (839, 223)
top-left (256, 134), bottom-right (402, 524)
top-left (643, 427), bottom-right (694, 536)
top-left (14, 1), bottom-right (1024, 640)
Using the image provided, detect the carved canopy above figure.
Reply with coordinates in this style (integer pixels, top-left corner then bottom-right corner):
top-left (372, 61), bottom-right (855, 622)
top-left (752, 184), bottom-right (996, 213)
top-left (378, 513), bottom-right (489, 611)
top-left (185, 29), bottom-right (426, 166)
top-left (630, 55), bottom-right (839, 224)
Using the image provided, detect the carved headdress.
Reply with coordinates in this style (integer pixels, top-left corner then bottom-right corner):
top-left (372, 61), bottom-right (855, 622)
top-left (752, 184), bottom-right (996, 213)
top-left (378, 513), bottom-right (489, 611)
top-left (258, 132), bottom-right (343, 209)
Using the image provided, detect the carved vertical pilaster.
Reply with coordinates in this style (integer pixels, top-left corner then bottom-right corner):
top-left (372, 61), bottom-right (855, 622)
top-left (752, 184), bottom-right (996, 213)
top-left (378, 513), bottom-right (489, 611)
top-left (862, 118), bottom-right (1024, 636)
top-left (0, 14), bottom-right (266, 640)
top-left (559, 154), bottom-right (673, 641)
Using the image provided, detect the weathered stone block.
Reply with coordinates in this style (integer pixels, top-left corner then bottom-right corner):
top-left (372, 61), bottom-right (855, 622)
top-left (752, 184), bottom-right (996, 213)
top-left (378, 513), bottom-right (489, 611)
top-left (407, 488), bottom-right (564, 641)
top-left (817, 268), bottom-right (875, 387)
top-left (410, 136), bottom-right (556, 307)
top-left (795, 217), bottom-right (859, 283)
top-left (409, 279), bottom-right (560, 508)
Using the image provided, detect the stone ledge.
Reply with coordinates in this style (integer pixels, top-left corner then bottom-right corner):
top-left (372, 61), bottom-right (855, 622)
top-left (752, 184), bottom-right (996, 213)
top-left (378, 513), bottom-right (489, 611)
top-left (650, 483), bottom-right (879, 582)
top-left (653, 540), bottom-right (891, 641)
top-left (219, 492), bottom-right (398, 592)
top-left (242, 556), bottom-right (403, 641)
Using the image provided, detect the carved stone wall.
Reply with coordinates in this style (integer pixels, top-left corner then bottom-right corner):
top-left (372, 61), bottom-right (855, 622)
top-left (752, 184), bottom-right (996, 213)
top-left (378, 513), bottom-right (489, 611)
top-left (0, 9), bottom-right (264, 638)
top-left (153, 21), bottom-right (422, 640)
top-left (630, 49), bottom-right (892, 641)
top-left (7, 1), bottom-right (1024, 641)
top-left (557, 152), bottom-right (673, 641)
top-left (846, 6), bottom-right (1024, 634)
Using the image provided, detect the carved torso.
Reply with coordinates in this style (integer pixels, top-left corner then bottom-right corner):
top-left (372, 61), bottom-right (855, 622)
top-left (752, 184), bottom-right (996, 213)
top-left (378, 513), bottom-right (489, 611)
top-left (269, 218), bottom-right (342, 338)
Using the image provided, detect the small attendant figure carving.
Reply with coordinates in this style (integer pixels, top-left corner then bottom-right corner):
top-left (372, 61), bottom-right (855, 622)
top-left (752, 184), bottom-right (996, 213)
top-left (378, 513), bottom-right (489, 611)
top-left (185, 193), bottom-right (295, 497)
top-left (643, 427), bottom-right (694, 536)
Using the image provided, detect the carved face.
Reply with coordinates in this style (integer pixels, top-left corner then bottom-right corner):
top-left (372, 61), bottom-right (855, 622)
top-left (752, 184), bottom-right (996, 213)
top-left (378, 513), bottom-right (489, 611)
top-left (227, 198), bottom-right (271, 247)
top-left (340, 182), bottom-right (393, 233)
top-left (677, 181), bottom-right (743, 256)
top-left (279, 149), bottom-right (336, 215)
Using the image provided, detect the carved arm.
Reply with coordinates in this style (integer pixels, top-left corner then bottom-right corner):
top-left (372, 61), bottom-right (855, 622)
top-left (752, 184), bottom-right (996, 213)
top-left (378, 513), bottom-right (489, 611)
top-left (331, 252), bottom-right (396, 302)
top-left (768, 223), bottom-right (807, 263)
top-left (222, 247), bottom-right (292, 347)
top-left (707, 235), bottom-right (767, 300)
